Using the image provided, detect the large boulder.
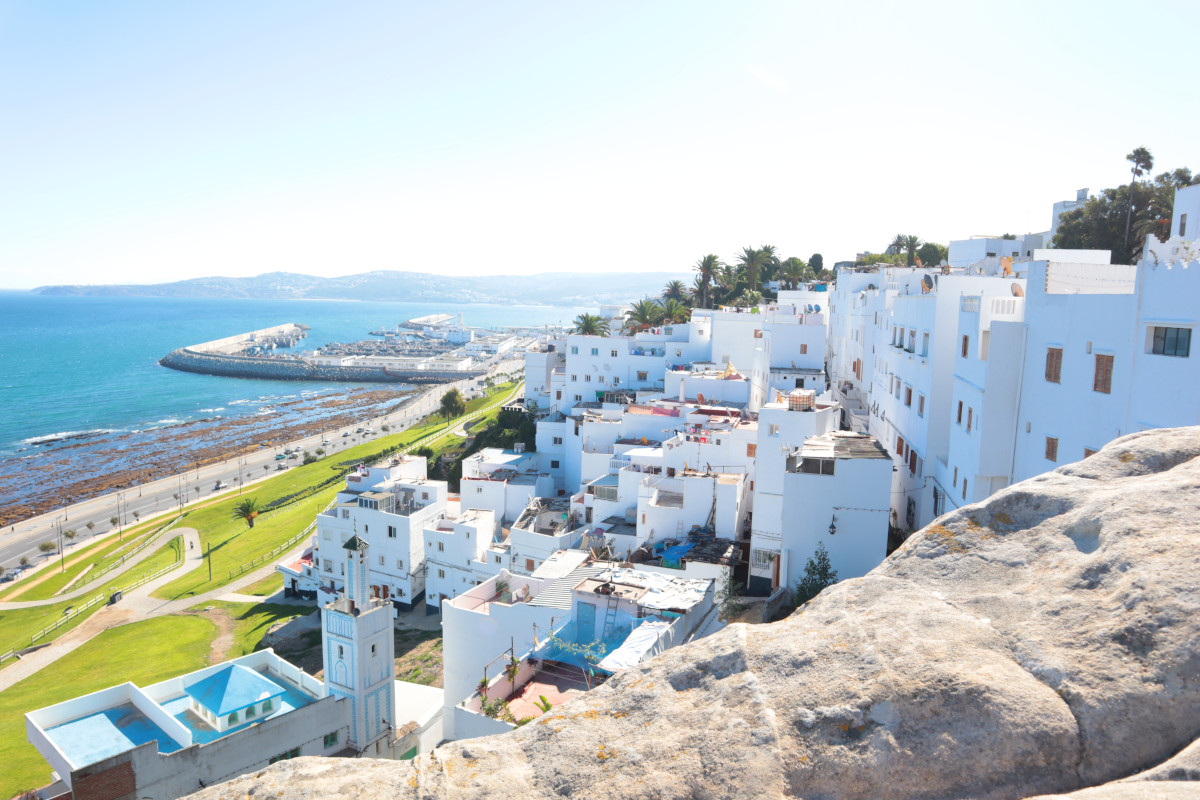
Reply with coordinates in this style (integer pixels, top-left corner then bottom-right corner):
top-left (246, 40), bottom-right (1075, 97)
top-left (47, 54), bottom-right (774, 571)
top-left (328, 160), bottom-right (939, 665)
top-left (189, 427), bottom-right (1200, 800)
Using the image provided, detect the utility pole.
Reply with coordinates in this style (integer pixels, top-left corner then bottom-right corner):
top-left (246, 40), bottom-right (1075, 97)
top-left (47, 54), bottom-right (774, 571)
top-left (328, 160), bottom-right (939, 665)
top-left (206, 542), bottom-right (212, 582)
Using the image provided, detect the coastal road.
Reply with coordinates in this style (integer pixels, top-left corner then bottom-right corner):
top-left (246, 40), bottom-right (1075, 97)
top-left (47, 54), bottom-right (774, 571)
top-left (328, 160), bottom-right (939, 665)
top-left (0, 360), bottom-right (523, 576)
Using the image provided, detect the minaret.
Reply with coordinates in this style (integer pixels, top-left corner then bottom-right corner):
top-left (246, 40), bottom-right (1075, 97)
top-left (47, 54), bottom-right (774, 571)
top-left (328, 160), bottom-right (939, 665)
top-left (321, 534), bottom-right (396, 754)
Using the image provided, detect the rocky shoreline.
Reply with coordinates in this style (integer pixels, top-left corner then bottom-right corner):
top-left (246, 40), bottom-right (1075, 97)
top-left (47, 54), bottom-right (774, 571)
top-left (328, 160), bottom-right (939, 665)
top-left (0, 386), bottom-right (414, 527)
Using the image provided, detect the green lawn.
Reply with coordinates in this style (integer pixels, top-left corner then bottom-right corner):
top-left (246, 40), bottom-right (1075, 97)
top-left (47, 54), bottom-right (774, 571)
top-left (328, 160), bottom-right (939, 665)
top-left (190, 600), bottom-right (310, 658)
top-left (241, 572), bottom-right (283, 597)
top-left (0, 592), bottom-right (109, 659)
top-left (0, 528), bottom-right (157, 602)
top-left (150, 382), bottom-right (520, 601)
top-left (0, 615), bottom-right (216, 800)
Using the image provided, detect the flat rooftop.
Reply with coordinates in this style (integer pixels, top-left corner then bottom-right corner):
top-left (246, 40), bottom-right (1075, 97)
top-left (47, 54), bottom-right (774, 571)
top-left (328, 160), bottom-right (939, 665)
top-left (47, 704), bottom-right (183, 767)
top-left (799, 431), bottom-right (889, 460)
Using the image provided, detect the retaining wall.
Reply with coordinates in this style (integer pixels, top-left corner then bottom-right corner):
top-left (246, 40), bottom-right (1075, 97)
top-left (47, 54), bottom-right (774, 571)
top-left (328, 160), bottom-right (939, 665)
top-left (159, 349), bottom-right (485, 384)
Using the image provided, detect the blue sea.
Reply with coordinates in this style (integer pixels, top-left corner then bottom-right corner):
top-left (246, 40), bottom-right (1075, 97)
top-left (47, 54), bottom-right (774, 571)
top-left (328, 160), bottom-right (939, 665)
top-left (0, 294), bottom-right (580, 458)
top-left (0, 294), bottom-right (582, 522)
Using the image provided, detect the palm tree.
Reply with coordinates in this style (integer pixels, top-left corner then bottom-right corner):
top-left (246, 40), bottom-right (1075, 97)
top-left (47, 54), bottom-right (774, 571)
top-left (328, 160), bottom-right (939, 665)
top-left (623, 298), bottom-right (664, 333)
top-left (570, 313), bottom-right (610, 336)
top-left (735, 247), bottom-right (770, 294)
top-left (693, 255), bottom-right (722, 309)
top-left (657, 298), bottom-right (691, 324)
top-left (232, 497), bottom-right (261, 529)
top-left (759, 244), bottom-right (781, 286)
top-left (661, 280), bottom-right (687, 302)
top-left (780, 257), bottom-right (807, 289)
top-left (1124, 146), bottom-right (1154, 256)
top-left (1133, 179), bottom-right (1177, 257)
top-left (890, 235), bottom-right (923, 267)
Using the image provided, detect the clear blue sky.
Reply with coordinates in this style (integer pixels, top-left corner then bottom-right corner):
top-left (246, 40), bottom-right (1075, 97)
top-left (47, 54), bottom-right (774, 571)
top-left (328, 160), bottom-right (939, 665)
top-left (1, 0), bottom-right (1195, 288)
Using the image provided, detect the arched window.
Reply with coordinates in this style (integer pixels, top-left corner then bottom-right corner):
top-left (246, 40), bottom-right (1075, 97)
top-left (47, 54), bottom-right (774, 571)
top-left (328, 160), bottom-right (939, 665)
top-left (227, 712), bottom-right (238, 725)
top-left (262, 698), bottom-right (273, 713)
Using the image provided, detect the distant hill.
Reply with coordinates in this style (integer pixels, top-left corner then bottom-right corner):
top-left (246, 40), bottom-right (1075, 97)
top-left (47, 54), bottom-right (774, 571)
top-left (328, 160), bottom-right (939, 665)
top-left (33, 270), bottom-right (688, 306)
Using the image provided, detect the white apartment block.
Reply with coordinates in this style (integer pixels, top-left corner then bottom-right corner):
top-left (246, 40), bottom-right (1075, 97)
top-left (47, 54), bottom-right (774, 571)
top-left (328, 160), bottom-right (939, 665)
top-left (459, 446), bottom-right (554, 531)
top-left (310, 456), bottom-right (448, 611)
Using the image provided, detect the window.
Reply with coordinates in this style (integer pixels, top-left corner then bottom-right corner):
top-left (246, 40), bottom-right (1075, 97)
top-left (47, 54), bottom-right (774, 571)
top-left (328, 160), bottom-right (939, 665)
top-left (922, 332), bottom-right (930, 356)
top-left (893, 381), bottom-right (901, 399)
top-left (753, 549), bottom-right (775, 565)
top-left (437, 569), bottom-right (445, 579)
top-left (584, 374), bottom-right (591, 382)
top-left (525, 558), bottom-right (535, 571)
top-left (228, 712), bottom-right (239, 725)
top-left (262, 699), bottom-right (272, 713)
top-left (1151, 327), bottom-right (1191, 357)
top-left (961, 335), bottom-right (969, 358)
top-left (904, 387), bottom-right (912, 407)
top-left (746, 443), bottom-right (757, 457)
top-left (475, 487), bottom-right (483, 494)
top-left (1045, 347), bottom-right (1063, 382)
top-left (896, 435), bottom-right (905, 454)
top-left (908, 449), bottom-right (917, 476)
top-left (611, 349), bottom-right (619, 357)
top-left (933, 487), bottom-right (944, 516)
top-left (918, 395), bottom-right (925, 417)
top-left (1045, 437), bottom-right (1058, 462)
top-left (1181, 213), bottom-right (1188, 237)
top-left (422, 492), bottom-right (429, 500)
top-left (396, 559), bottom-right (404, 570)
top-left (1093, 354), bottom-right (1114, 393)
top-left (637, 371), bottom-right (648, 381)
top-left (341, 509), bottom-right (350, 519)
top-left (570, 346), bottom-right (578, 354)
top-left (591, 347), bottom-right (599, 356)
top-left (338, 645), bottom-right (343, 659)
top-left (908, 331), bottom-right (916, 352)
top-left (378, 555), bottom-right (384, 565)
top-left (387, 525), bottom-right (397, 538)
top-left (323, 558), bottom-right (333, 572)
top-left (570, 374), bottom-right (577, 382)
top-left (956, 401), bottom-right (963, 424)
top-left (550, 459), bottom-right (560, 468)
top-left (966, 407), bottom-right (973, 432)
top-left (574, 394), bottom-right (582, 402)
top-left (246, 705), bottom-right (256, 718)
top-left (770, 423), bottom-right (781, 436)
top-left (324, 732), bottom-right (339, 748)
top-left (269, 748), bottom-right (300, 765)
top-left (553, 436), bottom-right (563, 445)
top-left (800, 344), bottom-right (808, 354)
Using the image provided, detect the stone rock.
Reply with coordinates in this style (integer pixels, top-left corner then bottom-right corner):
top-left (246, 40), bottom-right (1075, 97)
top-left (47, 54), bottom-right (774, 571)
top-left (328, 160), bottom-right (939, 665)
top-left (188, 427), bottom-right (1200, 800)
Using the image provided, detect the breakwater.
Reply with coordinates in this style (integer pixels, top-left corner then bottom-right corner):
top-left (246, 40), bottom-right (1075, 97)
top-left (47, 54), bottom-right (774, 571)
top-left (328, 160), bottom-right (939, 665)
top-left (159, 348), bottom-right (485, 383)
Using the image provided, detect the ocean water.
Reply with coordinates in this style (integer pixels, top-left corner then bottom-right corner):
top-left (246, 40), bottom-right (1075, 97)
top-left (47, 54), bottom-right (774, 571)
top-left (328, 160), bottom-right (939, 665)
top-left (0, 293), bottom-right (582, 460)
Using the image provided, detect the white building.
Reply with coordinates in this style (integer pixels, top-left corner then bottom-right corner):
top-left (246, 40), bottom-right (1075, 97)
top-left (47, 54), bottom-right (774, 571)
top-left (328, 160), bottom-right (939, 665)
top-left (446, 562), bottom-right (718, 741)
top-left (459, 446), bottom-right (553, 531)
top-left (423, 508), bottom-right (497, 609)
top-left (310, 457), bottom-right (448, 611)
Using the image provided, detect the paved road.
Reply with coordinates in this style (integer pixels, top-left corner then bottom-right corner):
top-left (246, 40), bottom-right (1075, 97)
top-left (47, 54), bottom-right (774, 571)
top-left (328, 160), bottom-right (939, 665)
top-left (0, 360), bottom-right (522, 575)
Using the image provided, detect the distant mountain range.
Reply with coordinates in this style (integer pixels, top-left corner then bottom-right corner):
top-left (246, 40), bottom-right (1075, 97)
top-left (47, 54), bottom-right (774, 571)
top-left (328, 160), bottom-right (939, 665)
top-left (32, 270), bottom-right (687, 306)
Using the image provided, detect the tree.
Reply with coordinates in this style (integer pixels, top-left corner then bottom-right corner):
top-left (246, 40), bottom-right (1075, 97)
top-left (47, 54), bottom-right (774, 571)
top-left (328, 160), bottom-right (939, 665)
top-left (39, 540), bottom-right (56, 554)
top-left (809, 253), bottom-right (824, 275)
top-left (315, 447), bottom-right (326, 456)
top-left (758, 244), bottom-right (781, 286)
top-left (735, 247), bottom-right (771, 294)
top-left (793, 542), bottom-right (838, 605)
top-left (132, 510), bottom-right (140, 522)
top-left (890, 234), bottom-right (923, 267)
top-left (440, 388), bottom-right (466, 421)
top-left (661, 279), bottom-right (688, 302)
top-left (693, 254), bottom-right (722, 309)
top-left (657, 297), bottom-right (691, 324)
top-left (110, 515), bottom-right (119, 529)
top-left (232, 497), bottom-right (261, 529)
top-left (780, 257), bottom-right (808, 289)
top-left (1054, 162), bottom-right (1195, 263)
top-left (63, 529), bottom-right (76, 541)
top-left (570, 313), bottom-right (610, 337)
top-left (916, 241), bottom-right (948, 267)
top-left (716, 571), bottom-right (746, 621)
top-left (85, 521), bottom-right (95, 535)
top-left (623, 298), bottom-right (664, 333)
top-left (302, 451), bottom-right (318, 465)
top-left (1124, 146), bottom-right (1154, 252)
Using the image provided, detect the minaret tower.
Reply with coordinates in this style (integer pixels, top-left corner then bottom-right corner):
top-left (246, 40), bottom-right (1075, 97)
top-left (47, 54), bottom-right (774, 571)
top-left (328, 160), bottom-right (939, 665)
top-left (321, 534), bottom-right (395, 753)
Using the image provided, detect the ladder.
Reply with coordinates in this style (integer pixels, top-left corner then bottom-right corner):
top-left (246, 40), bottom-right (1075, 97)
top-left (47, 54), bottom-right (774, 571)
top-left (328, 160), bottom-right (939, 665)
top-left (601, 595), bottom-right (620, 638)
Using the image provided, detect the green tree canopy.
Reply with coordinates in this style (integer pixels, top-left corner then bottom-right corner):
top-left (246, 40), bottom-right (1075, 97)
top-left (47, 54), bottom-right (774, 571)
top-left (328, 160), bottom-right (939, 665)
top-left (916, 241), bottom-right (948, 267)
top-left (793, 542), bottom-right (838, 605)
top-left (623, 298), bottom-right (664, 333)
top-left (661, 279), bottom-right (688, 302)
top-left (570, 313), bottom-right (610, 336)
top-left (439, 388), bottom-right (467, 421)
top-left (232, 497), bottom-right (261, 528)
top-left (693, 254), bottom-right (722, 309)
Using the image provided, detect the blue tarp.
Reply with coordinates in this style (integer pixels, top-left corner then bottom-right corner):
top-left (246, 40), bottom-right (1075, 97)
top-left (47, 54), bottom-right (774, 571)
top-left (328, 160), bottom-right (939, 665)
top-left (659, 542), bottom-right (696, 569)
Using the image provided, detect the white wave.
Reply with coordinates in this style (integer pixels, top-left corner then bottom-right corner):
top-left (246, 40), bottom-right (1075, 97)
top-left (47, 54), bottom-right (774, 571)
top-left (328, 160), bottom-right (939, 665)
top-left (228, 399), bottom-right (252, 405)
top-left (20, 429), bottom-right (114, 445)
top-left (197, 407), bottom-right (226, 413)
top-left (154, 418), bottom-right (183, 425)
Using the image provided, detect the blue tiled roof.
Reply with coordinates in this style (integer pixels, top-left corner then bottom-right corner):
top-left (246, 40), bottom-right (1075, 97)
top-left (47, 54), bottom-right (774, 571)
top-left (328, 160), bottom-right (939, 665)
top-left (184, 664), bottom-right (286, 716)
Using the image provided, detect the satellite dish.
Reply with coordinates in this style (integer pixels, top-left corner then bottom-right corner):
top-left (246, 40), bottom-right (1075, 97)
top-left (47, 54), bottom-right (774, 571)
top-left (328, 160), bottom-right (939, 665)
top-left (922, 274), bottom-right (935, 293)
top-left (697, 392), bottom-right (706, 405)
top-left (1011, 282), bottom-right (1025, 297)
top-left (814, 304), bottom-right (821, 313)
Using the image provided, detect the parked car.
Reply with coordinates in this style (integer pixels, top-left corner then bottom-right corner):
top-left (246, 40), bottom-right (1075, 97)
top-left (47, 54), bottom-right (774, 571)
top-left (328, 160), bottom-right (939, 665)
top-left (276, 464), bottom-right (288, 471)
top-left (214, 481), bottom-right (229, 490)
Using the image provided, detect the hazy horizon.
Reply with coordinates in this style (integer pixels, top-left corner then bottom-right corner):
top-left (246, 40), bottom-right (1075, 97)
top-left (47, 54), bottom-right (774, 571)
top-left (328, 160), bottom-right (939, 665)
top-left (2, 1), bottom-right (1196, 289)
